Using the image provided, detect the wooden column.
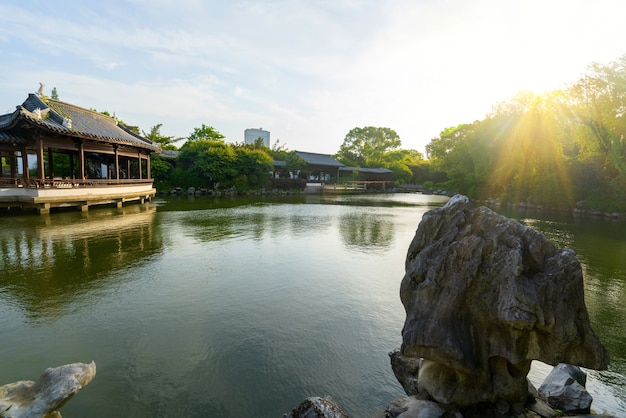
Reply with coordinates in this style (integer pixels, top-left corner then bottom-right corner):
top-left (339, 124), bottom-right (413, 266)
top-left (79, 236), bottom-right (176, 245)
top-left (79, 142), bottom-right (85, 180)
top-left (22, 147), bottom-right (29, 179)
top-left (146, 154), bottom-right (151, 179)
top-left (10, 151), bottom-right (17, 178)
top-left (37, 136), bottom-right (45, 180)
top-left (114, 146), bottom-right (119, 180)
top-left (138, 152), bottom-right (143, 179)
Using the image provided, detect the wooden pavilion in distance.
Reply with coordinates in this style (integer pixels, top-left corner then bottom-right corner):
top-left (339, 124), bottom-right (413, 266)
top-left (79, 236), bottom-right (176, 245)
top-left (0, 86), bottom-right (161, 214)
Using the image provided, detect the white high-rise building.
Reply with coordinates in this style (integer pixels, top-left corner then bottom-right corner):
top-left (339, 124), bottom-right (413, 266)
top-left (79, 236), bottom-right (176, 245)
top-left (244, 128), bottom-right (270, 148)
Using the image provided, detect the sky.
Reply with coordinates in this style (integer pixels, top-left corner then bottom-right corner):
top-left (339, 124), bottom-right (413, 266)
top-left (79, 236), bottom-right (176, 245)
top-left (1, 0), bottom-right (625, 156)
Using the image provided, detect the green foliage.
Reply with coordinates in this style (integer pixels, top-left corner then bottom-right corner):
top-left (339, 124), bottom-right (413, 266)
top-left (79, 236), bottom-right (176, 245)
top-left (423, 54), bottom-right (626, 210)
top-left (335, 126), bottom-right (401, 167)
top-left (232, 146), bottom-right (273, 189)
top-left (51, 87), bottom-right (59, 100)
top-left (170, 138), bottom-right (274, 190)
top-left (187, 124), bottom-right (225, 142)
top-left (178, 139), bottom-right (236, 187)
top-left (269, 178), bottom-right (307, 190)
top-left (150, 154), bottom-right (174, 189)
top-left (388, 162), bottom-right (413, 183)
top-left (143, 124), bottom-right (177, 149)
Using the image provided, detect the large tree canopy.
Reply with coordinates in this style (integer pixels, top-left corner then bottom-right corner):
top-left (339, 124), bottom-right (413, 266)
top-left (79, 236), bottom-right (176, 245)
top-left (187, 124), bottom-right (225, 142)
top-left (178, 139), bottom-right (236, 186)
top-left (335, 126), bottom-right (401, 168)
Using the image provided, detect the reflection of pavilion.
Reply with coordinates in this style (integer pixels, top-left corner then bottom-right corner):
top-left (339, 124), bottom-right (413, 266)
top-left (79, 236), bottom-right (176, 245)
top-left (0, 87), bottom-right (160, 214)
top-left (0, 205), bottom-right (160, 320)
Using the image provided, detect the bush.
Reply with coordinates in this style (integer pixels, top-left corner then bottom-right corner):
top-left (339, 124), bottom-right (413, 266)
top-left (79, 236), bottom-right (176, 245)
top-left (269, 178), bottom-right (306, 190)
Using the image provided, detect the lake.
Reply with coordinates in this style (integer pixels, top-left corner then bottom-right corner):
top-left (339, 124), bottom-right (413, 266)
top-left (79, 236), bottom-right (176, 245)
top-left (0, 193), bottom-right (624, 417)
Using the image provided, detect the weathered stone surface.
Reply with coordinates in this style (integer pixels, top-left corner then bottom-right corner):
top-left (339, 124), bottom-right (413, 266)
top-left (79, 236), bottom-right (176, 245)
top-left (0, 362), bottom-right (96, 418)
top-left (386, 396), bottom-right (458, 418)
top-left (538, 364), bottom-right (592, 414)
top-left (399, 195), bottom-right (608, 406)
top-left (283, 396), bottom-right (350, 418)
top-left (389, 349), bottom-right (421, 396)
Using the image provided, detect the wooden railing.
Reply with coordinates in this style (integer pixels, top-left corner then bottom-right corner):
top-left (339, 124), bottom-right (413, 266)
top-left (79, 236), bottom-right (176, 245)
top-left (0, 178), bottom-right (153, 189)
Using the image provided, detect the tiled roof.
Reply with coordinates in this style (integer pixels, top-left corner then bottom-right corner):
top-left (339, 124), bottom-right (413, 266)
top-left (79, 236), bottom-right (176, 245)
top-left (295, 151), bottom-right (344, 167)
top-left (0, 93), bottom-right (161, 152)
top-left (339, 166), bottom-right (393, 174)
top-left (0, 131), bottom-right (29, 144)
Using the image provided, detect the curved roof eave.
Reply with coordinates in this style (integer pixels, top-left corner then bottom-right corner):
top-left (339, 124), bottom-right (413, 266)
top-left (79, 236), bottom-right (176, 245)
top-left (17, 110), bottom-right (161, 152)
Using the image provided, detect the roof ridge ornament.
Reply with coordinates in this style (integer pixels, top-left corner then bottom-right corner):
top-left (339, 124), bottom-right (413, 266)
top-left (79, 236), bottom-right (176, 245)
top-left (62, 116), bottom-right (72, 129)
top-left (34, 108), bottom-right (42, 120)
top-left (36, 82), bottom-right (46, 97)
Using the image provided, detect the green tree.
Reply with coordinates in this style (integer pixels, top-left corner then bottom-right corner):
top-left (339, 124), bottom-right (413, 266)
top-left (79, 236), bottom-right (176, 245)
top-left (150, 156), bottom-right (174, 189)
top-left (143, 124), bottom-right (178, 150)
top-left (188, 124), bottom-right (225, 142)
top-left (233, 146), bottom-right (273, 189)
top-left (51, 87), bottom-right (59, 100)
top-left (177, 139), bottom-right (236, 187)
top-left (335, 126), bottom-right (401, 167)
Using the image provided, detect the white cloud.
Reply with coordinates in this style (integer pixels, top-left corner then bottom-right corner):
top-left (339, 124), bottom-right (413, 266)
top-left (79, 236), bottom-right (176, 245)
top-left (0, 0), bottom-right (625, 154)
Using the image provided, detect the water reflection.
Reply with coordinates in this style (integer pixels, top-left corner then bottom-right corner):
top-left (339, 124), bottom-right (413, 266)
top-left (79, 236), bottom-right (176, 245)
top-left (177, 203), bottom-right (334, 243)
top-left (1, 195), bottom-right (624, 417)
top-left (339, 212), bottom-right (394, 253)
top-left (0, 205), bottom-right (161, 321)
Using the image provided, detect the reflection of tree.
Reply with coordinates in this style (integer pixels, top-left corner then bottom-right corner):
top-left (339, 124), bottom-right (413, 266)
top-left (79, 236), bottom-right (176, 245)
top-left (0, 206), bottom-right (161, 321)
top-left (339, 212), bottom-right (394, 252)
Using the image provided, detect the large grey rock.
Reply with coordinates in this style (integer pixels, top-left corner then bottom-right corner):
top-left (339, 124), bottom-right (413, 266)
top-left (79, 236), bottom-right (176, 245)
top-left (399, 195), bottom-right (608, 406)
top-left (0, 362), bottom-right (96, 418)
top-left (538, 364), bottom-right (592, 414)
top-left (283, 396), bottom-right (350, 418)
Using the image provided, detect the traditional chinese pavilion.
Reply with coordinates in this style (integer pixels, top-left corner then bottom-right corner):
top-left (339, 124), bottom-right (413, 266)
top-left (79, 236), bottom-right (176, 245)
top-left (0, 86), bottom-right (161, 214)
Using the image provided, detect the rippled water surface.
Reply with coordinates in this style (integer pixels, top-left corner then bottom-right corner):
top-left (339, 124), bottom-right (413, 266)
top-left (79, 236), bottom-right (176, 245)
top-left (0, 194), bottom-right (624, 417)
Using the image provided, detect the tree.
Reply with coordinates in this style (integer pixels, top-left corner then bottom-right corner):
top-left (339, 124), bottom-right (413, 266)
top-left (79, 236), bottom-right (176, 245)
top-left (51, 87), bottom-right (59, 100)
top-left (232, 146), bottom-right (274, 189)
top-left (188, 124), bottom-right (225, 142)
top-left (177, 139), bottom-right (236, 187)
top-left (335, 126), bottom-right (401, 167)
top-left (143, 124), bottom-right (178, 150)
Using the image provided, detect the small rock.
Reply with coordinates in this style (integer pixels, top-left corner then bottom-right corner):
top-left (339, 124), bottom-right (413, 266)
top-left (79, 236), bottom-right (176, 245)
top-left (0, 362), bottom-right (96, 418)
top-left (283, 396), bottom-right (350, 418)
top-left (538, 364), bottom-right (592, 414)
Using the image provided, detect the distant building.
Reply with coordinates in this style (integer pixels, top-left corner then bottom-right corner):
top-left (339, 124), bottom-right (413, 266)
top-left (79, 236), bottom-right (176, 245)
top-left (244, 128), bottom-right (270, 148)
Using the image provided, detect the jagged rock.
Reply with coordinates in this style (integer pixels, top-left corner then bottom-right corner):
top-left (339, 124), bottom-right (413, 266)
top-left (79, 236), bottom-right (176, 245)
top-left (283, 396), bottom-right (350, 418)
top-left (389, 349), bottom-right (422, 396)
top-left (386, 396), bottom-right (460, 418)
top-left (538, 364), bottom-right (592, 414)
top-left (0, 362), bottom-right (96, 418)
top-left (399, 195), bottom-right (609, 407)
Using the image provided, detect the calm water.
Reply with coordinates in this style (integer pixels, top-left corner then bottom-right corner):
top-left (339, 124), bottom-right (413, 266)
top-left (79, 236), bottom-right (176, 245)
top-left (0, 194), bottom-right (624, 417)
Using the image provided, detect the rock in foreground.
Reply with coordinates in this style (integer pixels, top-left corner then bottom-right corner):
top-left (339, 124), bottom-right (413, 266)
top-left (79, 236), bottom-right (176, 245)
top-left (283, 396), bottom-right (350, 418)
top-left (399, 195), bottom-right (608, 407)
top-left (0, 362), bottom-right (96, 418)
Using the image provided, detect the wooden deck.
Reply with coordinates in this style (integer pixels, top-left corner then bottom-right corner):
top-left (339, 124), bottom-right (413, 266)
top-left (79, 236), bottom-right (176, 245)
top-left (0, 178), bottom-right (156, 214)
top-left (322, 181), bottom-right (392, 194)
